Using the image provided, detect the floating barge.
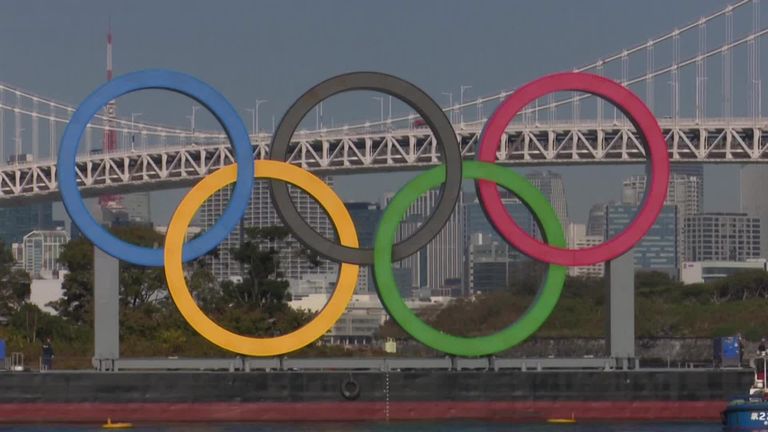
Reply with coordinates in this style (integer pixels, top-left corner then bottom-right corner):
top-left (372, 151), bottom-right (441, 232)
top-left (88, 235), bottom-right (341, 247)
top-left (0, 367), bottom-right (752, 423)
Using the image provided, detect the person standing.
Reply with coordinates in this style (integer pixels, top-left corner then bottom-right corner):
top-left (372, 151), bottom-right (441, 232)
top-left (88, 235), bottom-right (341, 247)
top-left (737, 333), bottom-right (744, 367)
top-left (41, 338), bottom-right (54, 371)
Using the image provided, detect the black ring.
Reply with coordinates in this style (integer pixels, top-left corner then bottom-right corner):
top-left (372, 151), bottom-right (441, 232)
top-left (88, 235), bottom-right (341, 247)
top-left (269, 72), bottom-right (462, 264)
top-left (340, 377), bottom-right (361, 400)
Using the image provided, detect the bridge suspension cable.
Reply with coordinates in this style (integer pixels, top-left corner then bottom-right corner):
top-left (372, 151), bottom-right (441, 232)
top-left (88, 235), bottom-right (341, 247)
top-left (0, 0), bottom-right (763, 167)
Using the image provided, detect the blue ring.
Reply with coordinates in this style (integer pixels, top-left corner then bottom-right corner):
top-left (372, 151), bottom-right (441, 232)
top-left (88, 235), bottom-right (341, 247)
top-left (57, 69), bottom-right (254, 267)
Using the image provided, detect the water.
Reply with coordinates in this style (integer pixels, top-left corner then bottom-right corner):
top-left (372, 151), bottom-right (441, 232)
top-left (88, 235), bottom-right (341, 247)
top-left (0, 423), bottom-right (724, 432)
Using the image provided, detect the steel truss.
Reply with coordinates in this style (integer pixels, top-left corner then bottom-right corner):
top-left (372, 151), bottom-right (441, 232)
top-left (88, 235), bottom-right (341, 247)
top-left (0, 118), bottom-right (765, 203)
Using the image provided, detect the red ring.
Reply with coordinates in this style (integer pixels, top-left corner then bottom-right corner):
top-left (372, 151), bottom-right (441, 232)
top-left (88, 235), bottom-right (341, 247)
top-left (475, 72), bottom-right (669, 266)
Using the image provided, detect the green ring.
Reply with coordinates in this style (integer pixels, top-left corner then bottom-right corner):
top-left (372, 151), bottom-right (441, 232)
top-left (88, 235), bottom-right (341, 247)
top-left (373, 160), bottom-right (567, 357)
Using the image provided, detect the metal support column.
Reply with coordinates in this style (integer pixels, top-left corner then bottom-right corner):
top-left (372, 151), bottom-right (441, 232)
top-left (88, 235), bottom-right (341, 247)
top-left (93, 247), bottom-right (119, 371)
top-left (605, 251), bottom-right (635, 369)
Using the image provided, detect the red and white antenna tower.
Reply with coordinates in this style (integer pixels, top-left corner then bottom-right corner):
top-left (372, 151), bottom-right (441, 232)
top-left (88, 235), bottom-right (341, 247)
top-left (104, 19), bottom-right (117, 149)
top-left (100, 20), bottom-right (120, 209)
top-left (106, 20), bottom-right (113, 81)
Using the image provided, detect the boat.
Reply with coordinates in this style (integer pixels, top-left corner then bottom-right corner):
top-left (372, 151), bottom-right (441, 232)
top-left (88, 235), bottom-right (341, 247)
top-left (101, 418), bottom-right (133, 429)
top-left (722, 354), bottom-right (768, 430)
top-left (547, 418), bottom-right (576, 424)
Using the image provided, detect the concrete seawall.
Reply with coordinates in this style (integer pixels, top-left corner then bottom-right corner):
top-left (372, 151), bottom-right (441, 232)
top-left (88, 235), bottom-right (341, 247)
top-left (0, 370), bottom-right (753, 422)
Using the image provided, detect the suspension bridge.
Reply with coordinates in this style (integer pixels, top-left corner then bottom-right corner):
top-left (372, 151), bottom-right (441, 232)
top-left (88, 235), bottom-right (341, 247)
top-left (0, 0), bottom-right (766, 202)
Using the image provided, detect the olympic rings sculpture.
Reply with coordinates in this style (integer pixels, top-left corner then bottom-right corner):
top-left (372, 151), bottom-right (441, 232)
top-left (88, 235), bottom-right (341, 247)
top-left (58, 69), bottom-right (669, 357)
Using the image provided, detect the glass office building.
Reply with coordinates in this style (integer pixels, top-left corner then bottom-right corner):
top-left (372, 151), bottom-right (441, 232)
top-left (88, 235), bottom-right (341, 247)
top-left (346, 202), bottom-right (383, 294)
top-left (464, 197), bottom-right (537, 293)
top-left (605, 203), bottom-right (678, 274)
top-left (684, 212), bottom-right (761, 262)
top-left (0, 203), bottom-right (54, 246)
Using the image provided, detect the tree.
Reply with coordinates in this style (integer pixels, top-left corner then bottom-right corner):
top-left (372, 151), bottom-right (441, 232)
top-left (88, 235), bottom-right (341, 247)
top-left (635, 270), bottom-right (677, 290)
top-left (221, 226), bottom-right (293, 310)
top-left (52, 237), bottom-right (93, 323)
top-left (0, 240), bottom-right (30, 318)
top-left (112, 226), bottom-right (167, 309)
top-left (216, 225), bottom-right (316, 337)
top-left (9, 303), bottom-right (88, 345)
top-left (54, 225), bottom-right (169, 323)
top-left (507, 261), bottom-right (547, 295)
top-left (188, 265), bottom-right (221, 312)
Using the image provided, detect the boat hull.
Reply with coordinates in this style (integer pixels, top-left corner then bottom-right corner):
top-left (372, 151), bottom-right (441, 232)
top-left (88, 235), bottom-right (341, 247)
top-left (723, 402), bottom-right (768, 430)
top-left (0, 370), bottom-right (752, 423)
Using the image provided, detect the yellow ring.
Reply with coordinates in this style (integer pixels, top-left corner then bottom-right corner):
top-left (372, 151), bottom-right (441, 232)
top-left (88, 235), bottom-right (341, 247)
top-left (164, 160), bottom-right (360, 356)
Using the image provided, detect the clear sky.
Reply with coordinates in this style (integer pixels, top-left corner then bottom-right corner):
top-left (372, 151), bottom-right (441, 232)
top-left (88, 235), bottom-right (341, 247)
top-left (0, 0), bottom-right (745, 225)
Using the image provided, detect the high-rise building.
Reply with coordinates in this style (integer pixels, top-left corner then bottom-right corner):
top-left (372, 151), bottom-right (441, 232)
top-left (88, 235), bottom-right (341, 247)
top-left (684, 212), bottom-right (761, 262)
top-left (200, 179), bottom-right (338, 292)
top-left (671, 163), bottom-right (704, 178)
top-left (464, 195), bottom-right (538, 292)
top-left (623, 173), bottom-right (702, 265)
top-left (388, 189), bottom-right (464, 297)
top-left (526, 170), bottom-right (569, 230)
top-left (346, 202), bottom-right (382, 294)
top-left (467, 233), bottom-right (512, 293)
top-left (586, 203), bottom-right (607, 237)
top-left (346, 202), bottom-right (381, 248)
top-left (464, 198), bottom-right (535, 244)
top-left (100, 202), bottom-right (130, 227)
top-left (0, 203), bottom-right (54, 246)
top-left (622, 174), bottom-right (701, 215)
top-left (22, 229), bottom-right (69, 279)
top-left (391, 267), bottom-right (416, 299)
top-left (740, 166), bottom-right (768, 257)
top-left (567, 223), bottom-right (604, 277)
top-left (121, 192), bottom-right (152, 223)
top-left (605, 203), bottom-right (678, 274)
top-left (671, 163), bottom-right (704, 208)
